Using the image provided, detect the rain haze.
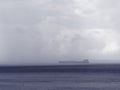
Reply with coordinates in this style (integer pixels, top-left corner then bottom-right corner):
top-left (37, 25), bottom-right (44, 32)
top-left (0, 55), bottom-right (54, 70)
top-left (0, 0), bottom-right (120, 65)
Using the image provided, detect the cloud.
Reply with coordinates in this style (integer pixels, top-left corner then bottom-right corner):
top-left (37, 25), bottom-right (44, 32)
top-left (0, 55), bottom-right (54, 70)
top-left (0, 0), bottom-right (119, 65)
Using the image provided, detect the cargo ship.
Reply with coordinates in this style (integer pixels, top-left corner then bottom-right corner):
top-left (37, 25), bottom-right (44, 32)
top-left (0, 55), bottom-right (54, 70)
top-left (59, 59), bottom-right (89, 65)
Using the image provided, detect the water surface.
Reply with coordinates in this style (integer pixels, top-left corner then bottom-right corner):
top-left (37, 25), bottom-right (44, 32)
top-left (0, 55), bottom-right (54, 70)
top-left (0, 64), bottom-right (120, 90)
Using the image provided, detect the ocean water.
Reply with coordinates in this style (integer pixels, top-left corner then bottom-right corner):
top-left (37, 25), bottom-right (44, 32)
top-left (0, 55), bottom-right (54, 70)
top-left (0, 64), bottom-right (120, 90)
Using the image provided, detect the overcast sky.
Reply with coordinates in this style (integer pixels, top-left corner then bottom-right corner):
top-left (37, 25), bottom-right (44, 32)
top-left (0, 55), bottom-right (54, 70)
top-left (0, 0), bottom-right (120, 65)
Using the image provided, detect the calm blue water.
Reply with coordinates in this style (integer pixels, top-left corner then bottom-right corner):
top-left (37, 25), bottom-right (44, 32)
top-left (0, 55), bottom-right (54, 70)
top-left (0, 64), bottom-right (120, 90)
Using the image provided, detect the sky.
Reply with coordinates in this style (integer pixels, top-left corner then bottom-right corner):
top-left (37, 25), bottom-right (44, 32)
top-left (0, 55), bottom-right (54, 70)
top-left (0, 0), bottom-right (120, 65)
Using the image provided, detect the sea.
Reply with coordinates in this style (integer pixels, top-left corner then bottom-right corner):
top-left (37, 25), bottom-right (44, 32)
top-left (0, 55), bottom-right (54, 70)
top-left (0, 64), bottom-right (120, 90)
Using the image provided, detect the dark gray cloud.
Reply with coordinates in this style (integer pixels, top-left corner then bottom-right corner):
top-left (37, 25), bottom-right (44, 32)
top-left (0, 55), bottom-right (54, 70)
top-left (0, 0), bottom-right (120, 65)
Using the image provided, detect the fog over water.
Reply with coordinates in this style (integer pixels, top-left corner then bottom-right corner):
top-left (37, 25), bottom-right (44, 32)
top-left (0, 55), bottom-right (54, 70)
top-left (0, 0), bottom-right (120, 65)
